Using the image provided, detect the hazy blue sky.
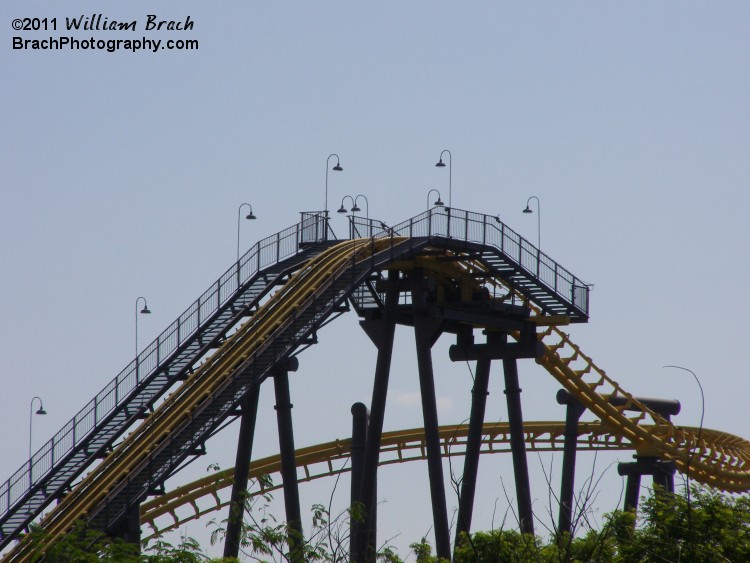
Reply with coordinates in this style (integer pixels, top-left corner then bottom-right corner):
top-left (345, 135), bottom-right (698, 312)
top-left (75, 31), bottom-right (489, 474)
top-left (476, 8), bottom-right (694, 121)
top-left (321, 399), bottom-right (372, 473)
top-left (2, 2), bottom-right (749, 558)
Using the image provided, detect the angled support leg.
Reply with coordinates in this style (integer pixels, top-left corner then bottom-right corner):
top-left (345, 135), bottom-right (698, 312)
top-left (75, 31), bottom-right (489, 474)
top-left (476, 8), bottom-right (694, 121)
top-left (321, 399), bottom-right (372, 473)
top-left (223, 384), bottom-right (261, 560)
top-left (353, 273), bottom-right (399, 563)
top-left (414, 315), bottom-right (450, 560)
top-left (454, 333), bottom-right (495, 551)
top-left (274, 366), bottom-right (303, 562)
top-left (503, 356), bottom-right (535, 536)
top-left (556, 390), bottom-right (586, 536)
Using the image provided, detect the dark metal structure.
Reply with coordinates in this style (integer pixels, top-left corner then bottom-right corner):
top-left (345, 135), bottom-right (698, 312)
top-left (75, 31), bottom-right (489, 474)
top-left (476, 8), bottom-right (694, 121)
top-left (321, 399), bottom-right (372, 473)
top-left (2, 207), bottom-right (594, 562)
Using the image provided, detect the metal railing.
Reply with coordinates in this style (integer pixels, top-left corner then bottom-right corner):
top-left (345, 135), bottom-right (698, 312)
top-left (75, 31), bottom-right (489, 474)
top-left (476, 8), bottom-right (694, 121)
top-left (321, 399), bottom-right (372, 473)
top-left (0, 214), bottom-right (332, 525)
top-left (350, 207), bottom-right (589, 316)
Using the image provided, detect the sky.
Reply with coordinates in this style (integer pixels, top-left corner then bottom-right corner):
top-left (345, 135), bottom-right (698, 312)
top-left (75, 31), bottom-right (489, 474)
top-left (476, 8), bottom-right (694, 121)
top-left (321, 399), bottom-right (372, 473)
top-left (2, 1), bottom-right (749, 559)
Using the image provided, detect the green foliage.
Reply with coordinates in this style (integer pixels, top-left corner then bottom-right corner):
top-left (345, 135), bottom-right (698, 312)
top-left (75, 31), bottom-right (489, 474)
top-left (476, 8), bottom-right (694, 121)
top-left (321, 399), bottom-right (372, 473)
top-left (616, 485), bottom-right (750, 563)
top-left (414, 486), bottom-right (750, 563)
top-left (21, 483), bottom-right (750, 562)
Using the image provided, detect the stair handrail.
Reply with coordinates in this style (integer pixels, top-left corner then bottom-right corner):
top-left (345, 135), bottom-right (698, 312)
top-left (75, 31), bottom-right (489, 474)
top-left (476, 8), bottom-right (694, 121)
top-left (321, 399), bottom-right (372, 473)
top-left (372, 207), bottom-right (589, 317)
top-left (0, 214), bottom-right (330, 526)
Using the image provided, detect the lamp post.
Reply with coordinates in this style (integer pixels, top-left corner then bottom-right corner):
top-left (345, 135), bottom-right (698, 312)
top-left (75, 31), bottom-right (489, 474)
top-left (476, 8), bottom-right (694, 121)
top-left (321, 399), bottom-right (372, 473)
top-left (663, 364), bottom-right (704, 558)
top-left (353, 194), bottom-right (369, 219)
top-left (325, 154), bottom-right (343, 216)
top-left (236, 203), bottom-right (257, 261)
top-left (135, 296), bottom-right (151, 358)
top-left (522, 196), bottom-right (541, 248)
top-left (337, 195), bottom-right (356, 215)
top-left (426, 189), bottom-right (444, 209)
top-left (337, 194), bottom-right (369, 219)
top-left (29, 396), bottom-right (47, 461)
top-left (435, 150), bottom-right (452, 207)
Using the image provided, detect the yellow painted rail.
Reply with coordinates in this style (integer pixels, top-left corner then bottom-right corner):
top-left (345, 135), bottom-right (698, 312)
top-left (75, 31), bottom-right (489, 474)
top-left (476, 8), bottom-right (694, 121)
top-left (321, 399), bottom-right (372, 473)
top-left (6, 242), bottom-right (750, 561)
top-left (6, 239), bottom-right (395, 562)
top-left (140, 421), bottom-right (746, 540)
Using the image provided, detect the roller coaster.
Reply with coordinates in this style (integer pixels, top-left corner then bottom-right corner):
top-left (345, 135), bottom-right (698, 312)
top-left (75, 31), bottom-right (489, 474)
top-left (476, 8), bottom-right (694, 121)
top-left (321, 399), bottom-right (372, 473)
top-left (1, 207), bottom-right (749, 562)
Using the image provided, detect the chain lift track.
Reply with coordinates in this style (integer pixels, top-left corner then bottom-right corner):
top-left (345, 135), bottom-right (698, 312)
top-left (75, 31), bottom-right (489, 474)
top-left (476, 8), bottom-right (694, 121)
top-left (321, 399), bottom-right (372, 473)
top-left (2, 207), bottom-right (749, 561)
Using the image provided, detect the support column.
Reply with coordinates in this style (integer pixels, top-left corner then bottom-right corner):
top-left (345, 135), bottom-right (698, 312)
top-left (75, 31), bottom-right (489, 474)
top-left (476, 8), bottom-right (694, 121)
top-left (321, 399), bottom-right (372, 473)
top-left (454, 338), bottom-right (493, 548)
top-left (350, 403), bottom-right (368, 561)
top-left (414, 315), bottom-right (451, 560)
top-left (274, 367), bottom-right (303, 562)
top-left (623, 471), bottom-right (642, 512)
top-left (556, 390), bottom-right (586, 536)
top-left (353, 273), bottom-right (398, 563)
top-left (618, 457), bottom-right (676, 512)
top-left (223, 384), bottom-right (261, 560)
top-left (503, 356), bottom-right (535, 536)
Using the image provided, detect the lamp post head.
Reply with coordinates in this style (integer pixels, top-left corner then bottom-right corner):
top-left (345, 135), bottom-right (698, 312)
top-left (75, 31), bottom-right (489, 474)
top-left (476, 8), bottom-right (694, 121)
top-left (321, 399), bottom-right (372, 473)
top-left (332, 162), bottom-right (343, 171)
top-left (435, 159), bottom-right (446, 168)
top-left (245, 212), bottom-right (256, 220)
top-left (351, 204), bottom-right (361, 212)
top-left (36, 407), bottom-right (47, 416)
top-left (523, 206), bottom-right (533, 214)
top-left (140, 305), bottom-right (151, 314)
top-left (434, 197), bottom-right (444, 207)
top-left (337, 205), bottom-right (348, 214)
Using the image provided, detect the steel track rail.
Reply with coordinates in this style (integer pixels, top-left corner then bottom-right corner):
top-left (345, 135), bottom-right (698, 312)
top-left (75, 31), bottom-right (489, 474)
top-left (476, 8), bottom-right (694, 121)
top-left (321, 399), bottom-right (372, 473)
top-left (5, 239), bottom-right (750, 561)
top-left (138, 420), bottom-right (627, 538)
top-left (4, 239), bottom-right (395, 562)
top-left (138, 422), bottom-right (743, 540)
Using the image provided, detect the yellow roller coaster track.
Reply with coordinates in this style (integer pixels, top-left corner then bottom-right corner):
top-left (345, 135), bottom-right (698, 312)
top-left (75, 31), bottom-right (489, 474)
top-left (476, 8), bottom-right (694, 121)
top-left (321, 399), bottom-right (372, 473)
top-left (6, 239), bottom-right (750, 561)
top-left (138, 421), bottom-right (743, 541)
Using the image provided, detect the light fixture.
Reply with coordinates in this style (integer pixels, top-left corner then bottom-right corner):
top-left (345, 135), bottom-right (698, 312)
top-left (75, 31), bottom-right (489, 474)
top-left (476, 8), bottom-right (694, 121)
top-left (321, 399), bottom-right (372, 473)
top-left (434, 150), bottom-right (452, 207)
top-left (135, 296), bottom-right (152, 358)
top-left (522, 196), bottom-right (541, 247)
top-left (325, 154), bottom-right (343, 214)
top-left (237, 203), bottom-right (258, 260)
top-left (427, 189), bottom-right (444, 209)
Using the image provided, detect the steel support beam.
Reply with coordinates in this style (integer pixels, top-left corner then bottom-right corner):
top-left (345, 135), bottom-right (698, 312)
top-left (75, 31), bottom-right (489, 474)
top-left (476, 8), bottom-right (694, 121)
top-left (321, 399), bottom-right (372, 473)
top-left (503, 356), bottom-right (535, 535)
top-left (454, 351), bottom-right (491, 550)
top-left (274, 368), bottom-right (303, 562)
top-left (350, 402), bottom-right (368, 562)
top-left (556, 390), bottom-right (586, 536)
top-left (414, 314), bottom-right (451, 560)
top-left (618, 457), bottom-right (677, 512)
top-left (223, 384), bottom-right (261, 560)
top-left (353, 273), bottom-right (399, 563)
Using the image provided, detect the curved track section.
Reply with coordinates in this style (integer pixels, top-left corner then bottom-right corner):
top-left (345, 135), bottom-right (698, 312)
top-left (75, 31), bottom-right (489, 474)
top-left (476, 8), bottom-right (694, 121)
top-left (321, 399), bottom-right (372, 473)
top-left (454, 255), bottom-right (750, 492)
top-left (138, 420), bottom-right (646, 539)
top-left (5, 209), bottom-right (750, 561)
top-left (537, 328), bottom-right (750, 491)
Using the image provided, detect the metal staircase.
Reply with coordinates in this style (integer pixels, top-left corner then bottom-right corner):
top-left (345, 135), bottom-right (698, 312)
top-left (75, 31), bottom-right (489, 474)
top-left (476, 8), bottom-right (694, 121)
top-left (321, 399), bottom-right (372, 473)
top-left (348, 208), bottom-right (589, 321)
top-left (0, 215), bottom-right (336, 549)
top-left (1, 206), bottom-right (590, 556)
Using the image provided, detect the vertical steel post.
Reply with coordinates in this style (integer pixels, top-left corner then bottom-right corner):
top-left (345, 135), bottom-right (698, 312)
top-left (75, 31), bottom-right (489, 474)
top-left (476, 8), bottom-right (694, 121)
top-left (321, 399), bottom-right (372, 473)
top-left (274, 369), bottom-right (304, 562)
top-left (353, 273), bottom-right (399, 563)
top-left (503, 357), bottom-right (535, 535)
top-left (557, 391), bottom-right (586, 536)
top-left (454, 350), bottom-right (492, 548)
top-left (350, 403), bottom-right (369, 561)
top-left (223, 384), bottom-right (261, 560)
top-left (624, 473), bottom-right (642, 512)
top-left (414, 315), bottom-right (451, 560)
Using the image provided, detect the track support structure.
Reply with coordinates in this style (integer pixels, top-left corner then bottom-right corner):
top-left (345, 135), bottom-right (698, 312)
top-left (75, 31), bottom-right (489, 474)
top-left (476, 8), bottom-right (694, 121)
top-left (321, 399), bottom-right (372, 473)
top-left (274, 362), bottom-right (304, 562)
top-left (353, 272), bottom-right (399, 563)
top-left (503, 352), bottom-right (535, 536)
top-left (412, 272), bottom-right (450, 560)
top-left (223, 383), bottom-right (261, 560)
top-left (556, 389), bottom-right (586, 536)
